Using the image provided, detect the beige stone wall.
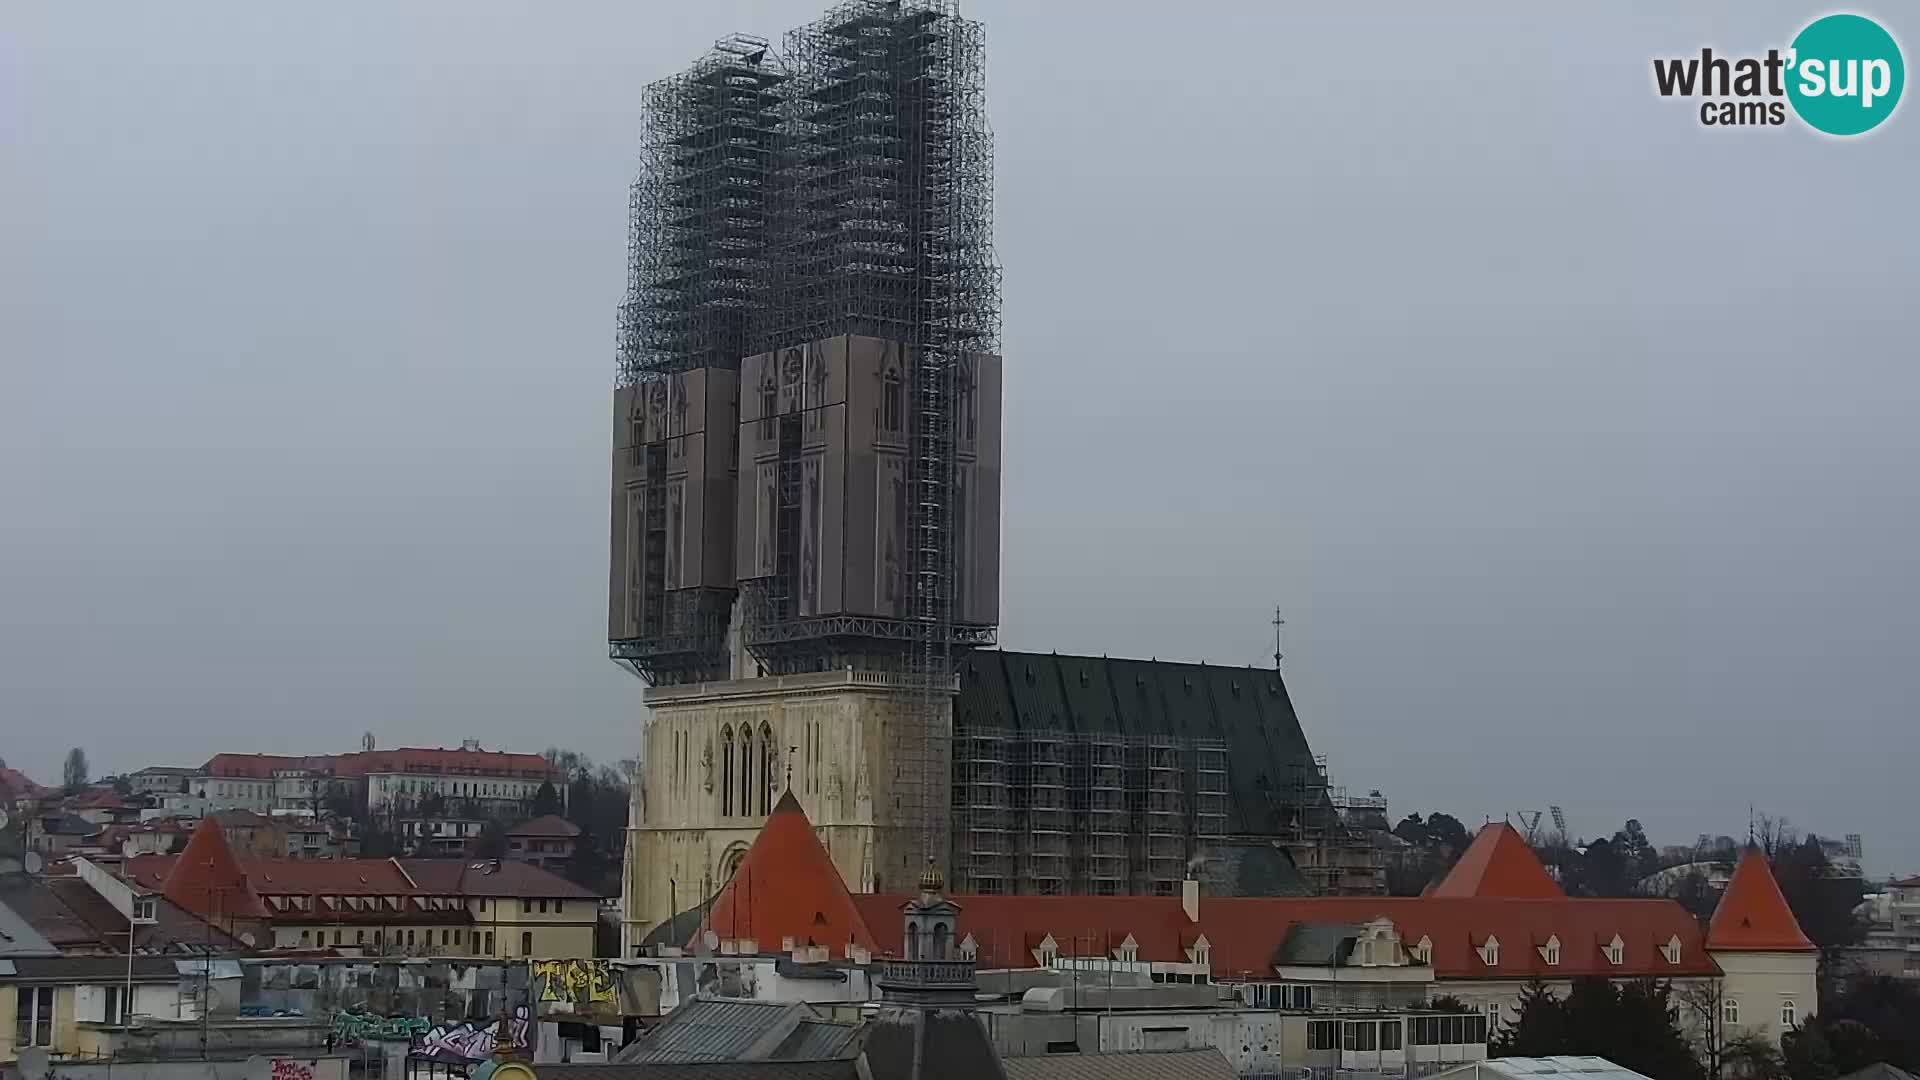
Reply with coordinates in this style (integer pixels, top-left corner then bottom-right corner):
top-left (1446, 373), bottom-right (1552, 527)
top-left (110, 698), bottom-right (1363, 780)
top-left (622, 669), bottom-right (950, 946)
top-left (1714, 949), bottom-right (1818, 1044)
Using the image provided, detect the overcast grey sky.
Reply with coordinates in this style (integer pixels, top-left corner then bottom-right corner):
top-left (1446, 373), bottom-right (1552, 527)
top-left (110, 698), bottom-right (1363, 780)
top-left (3, 3), bottom-right (1914, 872)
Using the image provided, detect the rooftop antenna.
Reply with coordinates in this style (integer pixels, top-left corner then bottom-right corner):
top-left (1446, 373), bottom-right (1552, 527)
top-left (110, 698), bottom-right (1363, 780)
top-left (1272, 607), bottom-right (1285, 670)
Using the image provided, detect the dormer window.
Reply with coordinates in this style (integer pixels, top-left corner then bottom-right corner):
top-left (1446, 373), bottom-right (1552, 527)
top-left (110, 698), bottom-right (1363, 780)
top-left (1115, 934), bottom-right (1139, 964)
top-left (1540, 935), bottom-right (1560, 966)
top-left (1480, 936), bottom-right (1500, 967)
top-left (959, 933), bottom-right (978, 961)
top-left (1414, 936), bottom-right (1433, 965)
top-left (1034, 933), bottom-right (1058, 968)
top-left (1188, 935), bottom-right (1212, 968)
top-left (1662, 935), bottom-right (1682, 965)
top-left (1605, 935), bottom-right (1625, 966)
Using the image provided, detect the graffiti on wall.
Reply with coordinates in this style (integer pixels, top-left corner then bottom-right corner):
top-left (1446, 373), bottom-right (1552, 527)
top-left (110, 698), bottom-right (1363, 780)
top-left (330, 1007), bottom-right (532, 1063)
top-left (270, 1059), bottom-right (317, 1080)
top-left (414, 1008), bottom-right (531, 1063)
top-left (331, 1011), bottom-right (431, 1043)
top-left (530, 959), bottom-right (616, 1006)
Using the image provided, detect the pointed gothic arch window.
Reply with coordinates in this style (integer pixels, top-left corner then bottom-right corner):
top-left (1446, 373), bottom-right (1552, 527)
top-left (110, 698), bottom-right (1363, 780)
top-left (739, 725), bottom-right (756, 818)
top-left (720, 726), bottom-right (735, 817)
top-left (760, 723), bottom-right (777, 813)
top-left (882, 368), bottom-right (902, 432)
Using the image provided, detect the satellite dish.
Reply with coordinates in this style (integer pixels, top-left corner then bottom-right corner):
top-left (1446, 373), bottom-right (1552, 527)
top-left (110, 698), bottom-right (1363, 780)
top-left (0, 809), bottom-right (11, 830)
top-left (240, 932), bottom-right (257, 947)
top-left (24, 851), bottom-right (44, 873)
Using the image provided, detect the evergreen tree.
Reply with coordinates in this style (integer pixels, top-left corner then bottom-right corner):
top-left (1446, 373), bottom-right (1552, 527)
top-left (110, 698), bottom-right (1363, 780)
top-left (1493, 979), bottom-right (1568, 1055)
top-left (531, 780), bottom-right (561, 818)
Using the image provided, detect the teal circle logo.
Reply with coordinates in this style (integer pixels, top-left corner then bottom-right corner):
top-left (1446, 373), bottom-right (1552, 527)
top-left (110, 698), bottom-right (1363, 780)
top-left (1787, 14), bottom-right (1904, 135)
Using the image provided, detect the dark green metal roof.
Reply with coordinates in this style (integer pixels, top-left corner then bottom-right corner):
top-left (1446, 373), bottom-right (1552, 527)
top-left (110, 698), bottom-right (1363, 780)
top-left (955, 650), bottom-right (1325, 837)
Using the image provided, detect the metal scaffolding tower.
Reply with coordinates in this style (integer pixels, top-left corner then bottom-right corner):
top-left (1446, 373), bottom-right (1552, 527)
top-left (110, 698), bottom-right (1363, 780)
top-left (768, 0), bottom-right (999, 872)
top-left (615, 1), bottom-right (1000, 876)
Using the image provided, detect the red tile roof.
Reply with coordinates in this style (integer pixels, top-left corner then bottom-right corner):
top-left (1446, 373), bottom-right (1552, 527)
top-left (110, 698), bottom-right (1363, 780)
top-left (126, 854), bottom-right (602, 902)
top-left (400, 859), bottom-right (602, 899)
top-left (200, 748), bottom-right (560, 780)
top-left (161, 817), bottom-right (267, 921)
top-left (845, 892), bottom-right (1717, 980)
top-left (1706, 848), bottom-right (1815, 952)
top-left (507, 815), bottom-right (581, 839)
top-left (682, 795), bottom-right (1714, 983)
top-left (1429, 823), bottom-right (1565, 899)
top-left (694, 791), bottom-right (878, 954)
top-left (0, 767), bottom-right (52, 800)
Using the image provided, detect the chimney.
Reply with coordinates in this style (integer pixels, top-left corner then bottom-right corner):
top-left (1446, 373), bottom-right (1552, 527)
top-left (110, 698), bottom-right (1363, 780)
top-left (1182, 878), bottom-right (1199, 923)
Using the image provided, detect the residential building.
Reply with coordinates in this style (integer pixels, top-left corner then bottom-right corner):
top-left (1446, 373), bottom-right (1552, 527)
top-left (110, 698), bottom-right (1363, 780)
top-left (281, 819), bottom-right (335, 859)
top-left (0, 768), bottom-right (51, 810)
top-left (189, 745), bottom-right (561, 818)
top-left (25, 813), bottom-right (102, 857)
top-left (507, 816), bottom-right (580, 872)
top-left (396, 815), bottom-right (487, 855)
top-left (125, 767), bottom-right (194, 797)
top-left (210, 809), bottom-right (286, 860)
top-left (124, 819), bottom-right (604, 958)
top-left (641, 792), bottom-right (1818, 1050)
top-left (1883, 875), bottom-right (1920, 973)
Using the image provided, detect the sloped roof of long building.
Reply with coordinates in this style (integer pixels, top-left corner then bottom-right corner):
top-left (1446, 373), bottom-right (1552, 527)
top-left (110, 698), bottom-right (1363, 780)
top-left (955, 650), bottom-right (1322, 835)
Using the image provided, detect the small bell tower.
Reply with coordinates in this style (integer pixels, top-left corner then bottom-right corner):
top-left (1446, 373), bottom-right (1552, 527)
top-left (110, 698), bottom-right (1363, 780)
top-left (875, 859), bottom-right (974, 1005)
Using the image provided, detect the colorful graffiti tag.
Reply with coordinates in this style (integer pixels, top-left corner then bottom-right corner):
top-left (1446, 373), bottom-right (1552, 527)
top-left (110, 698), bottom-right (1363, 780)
top-left (415, 1009), bottom-right (531, 1063)
top-left (330, 1012), bottom-right (430, 1043)
top-left (529, 959), bottom-right (616, 1006)
top-left (330, 1007), bottom-right (532, 1063)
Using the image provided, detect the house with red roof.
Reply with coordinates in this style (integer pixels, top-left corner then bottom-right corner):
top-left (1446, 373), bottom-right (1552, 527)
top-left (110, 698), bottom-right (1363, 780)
top-left (187, 744), bottom-right (564, 820)
top-left (1704, 848), bottom-right (1818, 1043)
top-left (656, 796), bottom-right (1818, 1048)
top-left (505, 815), bottom-right (581, 872)
top-left (124, 816), bottom-right (606, 959)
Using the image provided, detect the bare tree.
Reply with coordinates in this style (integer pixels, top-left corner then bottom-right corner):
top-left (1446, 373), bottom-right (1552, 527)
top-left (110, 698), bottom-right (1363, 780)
top-left (62, 747), bottom-right (90, 792)
top-left (1675, 978), bottom-right (1727, 1077)
top-left (1754, 813), bottom-right (1797, 858)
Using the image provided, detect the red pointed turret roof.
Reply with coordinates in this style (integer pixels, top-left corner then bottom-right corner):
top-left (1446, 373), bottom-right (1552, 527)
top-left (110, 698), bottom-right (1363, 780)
top-left (1429, 822), bottom-right (1565, 899)
top-left (162, 817), bottom-right (266, 921)
top-left (1707, 848), bottom-right (1814, 952)
top-left (693, 790), bottom-right (876, 954)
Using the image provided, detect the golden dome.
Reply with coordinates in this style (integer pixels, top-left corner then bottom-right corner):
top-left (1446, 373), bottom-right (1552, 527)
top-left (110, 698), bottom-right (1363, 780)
top-left (918, 859), bottom-right (945, 894)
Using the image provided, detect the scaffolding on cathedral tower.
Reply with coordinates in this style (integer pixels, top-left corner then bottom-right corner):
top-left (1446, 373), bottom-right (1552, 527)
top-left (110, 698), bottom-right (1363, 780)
top-left (612, 0), bottom-right (1001, 878)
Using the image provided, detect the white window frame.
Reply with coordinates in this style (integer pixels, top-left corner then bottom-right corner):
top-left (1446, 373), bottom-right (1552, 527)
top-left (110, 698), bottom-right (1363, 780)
top-left (1485, 1000), bottom-right (1502, 1026)
top-left (1723, 997), bottom-right (1739, 1025)
top-left (1482, 937), bottom-right (1500, 966)
top-left (17, 985), bottom-right (56, 1047)
top-left (1780, 999), bottom-right (1796, 1027)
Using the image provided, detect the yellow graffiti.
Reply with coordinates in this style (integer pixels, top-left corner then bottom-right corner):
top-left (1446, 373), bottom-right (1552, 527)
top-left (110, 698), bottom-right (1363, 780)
top-left (530, 959), bottom-right (616, 1005)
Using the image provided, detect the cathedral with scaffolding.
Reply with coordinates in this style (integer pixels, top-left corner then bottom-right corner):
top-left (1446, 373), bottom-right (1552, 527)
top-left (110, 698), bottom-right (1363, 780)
top-left (611, 1), bottom-right (1381, 952)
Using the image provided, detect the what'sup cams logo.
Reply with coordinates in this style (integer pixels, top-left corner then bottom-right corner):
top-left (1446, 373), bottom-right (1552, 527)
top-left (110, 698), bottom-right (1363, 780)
top-left (1654, 13), bottom-right (1904, 135)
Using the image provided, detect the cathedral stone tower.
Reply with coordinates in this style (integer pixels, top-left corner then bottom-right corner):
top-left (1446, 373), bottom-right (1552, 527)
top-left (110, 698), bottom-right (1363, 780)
top-left (614, 0), bottom-right (1001, 946)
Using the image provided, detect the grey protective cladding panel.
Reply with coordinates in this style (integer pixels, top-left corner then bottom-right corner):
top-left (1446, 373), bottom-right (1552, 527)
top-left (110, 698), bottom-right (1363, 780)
top-left (736, 335), bottom-right (1002, 627)
top-left (609, 369), bottom-right (739, 639)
